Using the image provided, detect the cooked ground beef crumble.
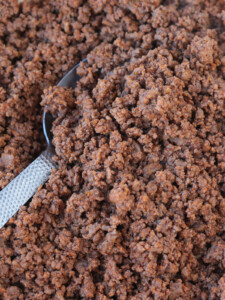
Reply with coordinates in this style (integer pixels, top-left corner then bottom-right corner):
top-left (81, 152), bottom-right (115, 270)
top-left (0, 0), bottom-right (225, 299)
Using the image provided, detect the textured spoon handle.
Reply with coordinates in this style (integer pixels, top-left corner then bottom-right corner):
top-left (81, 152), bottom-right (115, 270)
top-left (0, 150), bottom-right (56, 229)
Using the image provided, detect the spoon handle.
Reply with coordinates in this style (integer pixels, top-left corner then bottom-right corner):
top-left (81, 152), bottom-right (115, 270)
top-left (0, 150), bottom-right (56, 229)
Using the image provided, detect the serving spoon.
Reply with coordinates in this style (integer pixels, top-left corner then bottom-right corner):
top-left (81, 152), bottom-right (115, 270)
top-left (0, 60), bottom-right (85, 229)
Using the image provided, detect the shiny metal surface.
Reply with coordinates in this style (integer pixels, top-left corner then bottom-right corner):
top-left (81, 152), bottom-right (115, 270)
top-left (0, 60), bottom-right (85, 229)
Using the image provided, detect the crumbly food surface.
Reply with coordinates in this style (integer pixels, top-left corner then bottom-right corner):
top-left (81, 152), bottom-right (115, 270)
top-left (0, 0), bottom-right (225, 299)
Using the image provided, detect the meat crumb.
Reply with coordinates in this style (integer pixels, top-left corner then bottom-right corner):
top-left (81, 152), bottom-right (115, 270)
top-left (0, 0), bottom-right (224, 299)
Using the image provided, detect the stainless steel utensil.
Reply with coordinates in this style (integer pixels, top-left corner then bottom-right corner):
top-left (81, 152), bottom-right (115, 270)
top-left (0, 60), bottom-right (85, 229)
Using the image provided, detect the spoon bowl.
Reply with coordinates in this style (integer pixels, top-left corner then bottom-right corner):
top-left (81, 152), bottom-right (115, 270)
top-left (0, 59), bottom-right (86, 229)
top-left (43, 59), bottom-right (86, 147)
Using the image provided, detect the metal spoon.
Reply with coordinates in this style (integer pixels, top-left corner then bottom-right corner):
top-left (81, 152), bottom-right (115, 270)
top-left (0, 60), bottom-right (85, 229)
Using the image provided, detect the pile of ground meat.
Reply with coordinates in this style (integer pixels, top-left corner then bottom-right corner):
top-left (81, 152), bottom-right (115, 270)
top-left (0, 0), bottom-right (225, 299)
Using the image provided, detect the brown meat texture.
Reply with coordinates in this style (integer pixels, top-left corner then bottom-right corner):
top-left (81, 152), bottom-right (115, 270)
top-left (0, 0), bottom-right (225, 299)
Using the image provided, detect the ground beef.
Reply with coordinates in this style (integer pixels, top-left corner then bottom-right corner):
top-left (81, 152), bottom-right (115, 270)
top-left (0, 0), bottom-right (225, 299)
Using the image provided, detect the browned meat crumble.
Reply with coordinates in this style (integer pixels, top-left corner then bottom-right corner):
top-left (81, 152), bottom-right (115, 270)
top-left (0, 0), bottom-right (225, 299)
